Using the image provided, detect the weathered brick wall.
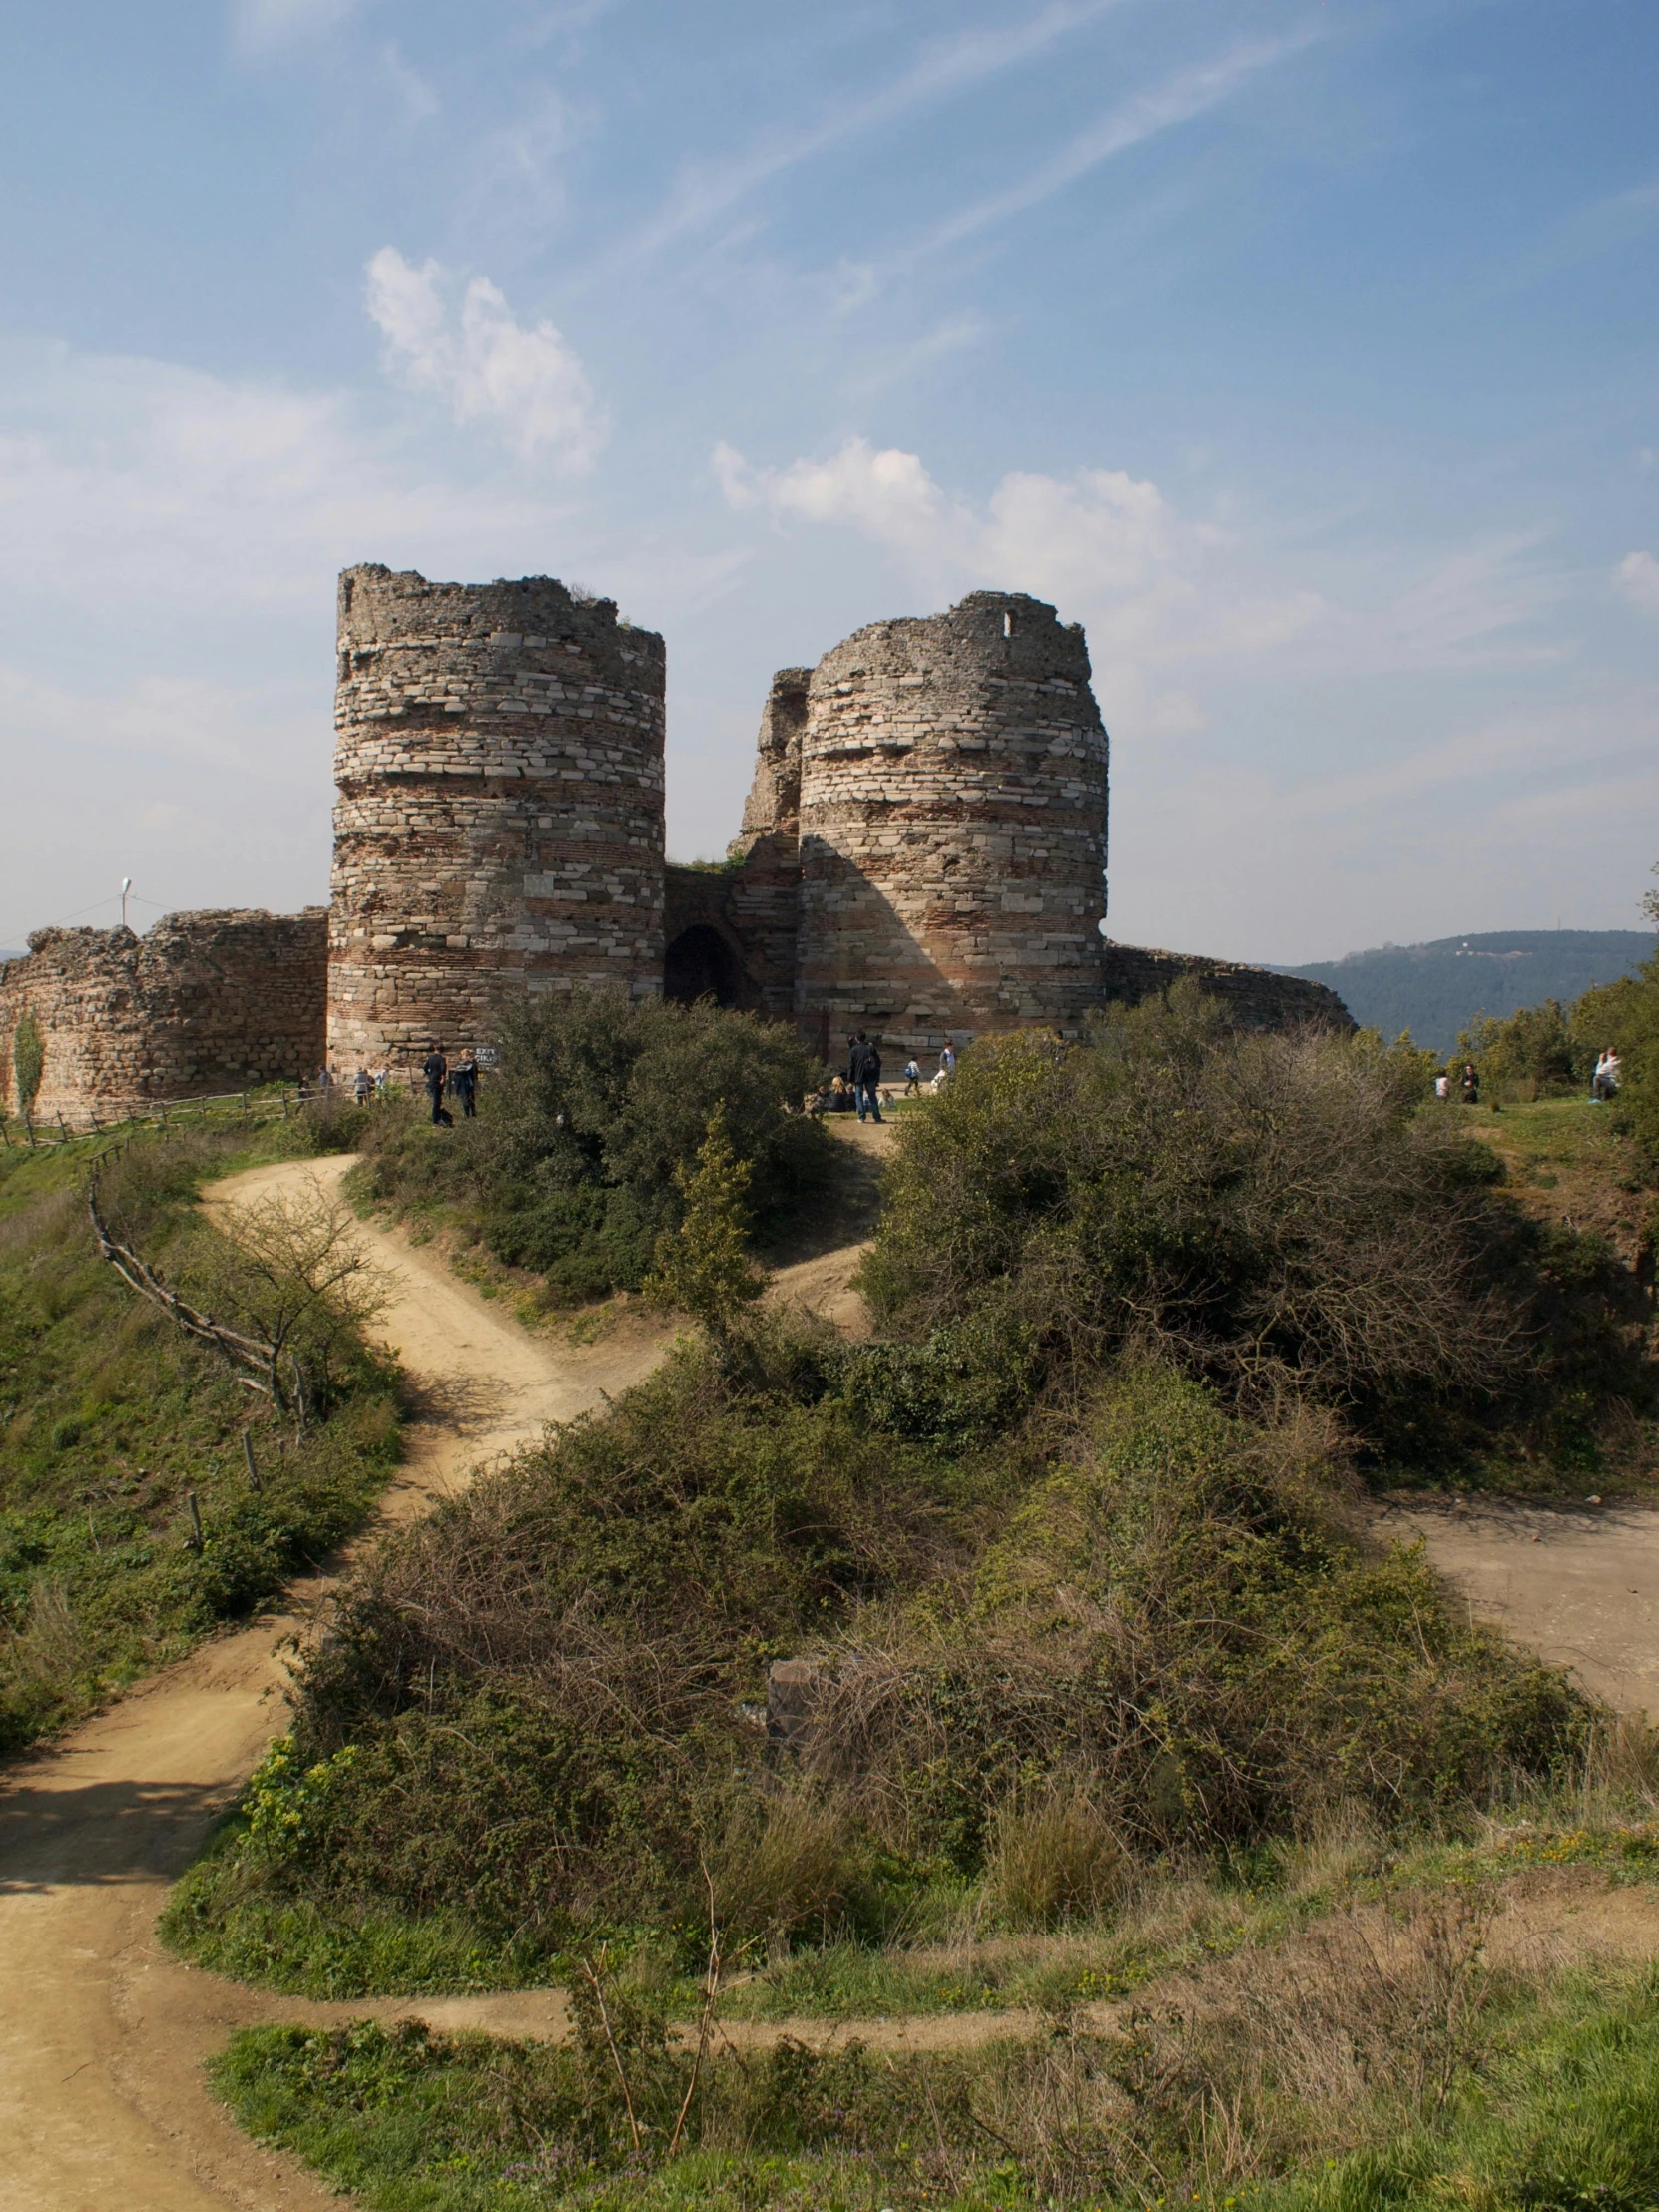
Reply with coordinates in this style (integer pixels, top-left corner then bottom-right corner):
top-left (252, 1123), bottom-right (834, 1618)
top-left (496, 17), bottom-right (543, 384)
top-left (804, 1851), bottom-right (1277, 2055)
top-left (794, 591), bottom-right (1109, 1054)
top-left (1102, 942), bottom-right (1354, 1031)
top-left (328, 565), bottom-right (666, 1069)
top-left (663, 837), bottom-right (802, 1020)
top-left (0, 909), bottom-right (327, 1120)
top-left (736, 667), bottom-right (810, 843)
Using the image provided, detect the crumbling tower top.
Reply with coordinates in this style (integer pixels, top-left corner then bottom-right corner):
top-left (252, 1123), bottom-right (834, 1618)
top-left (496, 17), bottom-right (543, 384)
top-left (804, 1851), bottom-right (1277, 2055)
top-left (793, 589), bottom-right (1109, 1050)
top-left (327, 564), bottom-right (666, 1066)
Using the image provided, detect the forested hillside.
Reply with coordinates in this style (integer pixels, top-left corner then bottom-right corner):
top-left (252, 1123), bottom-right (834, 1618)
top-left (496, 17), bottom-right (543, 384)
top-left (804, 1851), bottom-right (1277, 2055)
top-left (1274, 929), bottom-right (1654, 1053)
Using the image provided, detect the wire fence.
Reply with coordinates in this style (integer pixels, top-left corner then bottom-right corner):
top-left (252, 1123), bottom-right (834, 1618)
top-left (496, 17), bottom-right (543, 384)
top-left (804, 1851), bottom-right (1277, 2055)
top-left (0, 1068), bottom-right (454, 1156)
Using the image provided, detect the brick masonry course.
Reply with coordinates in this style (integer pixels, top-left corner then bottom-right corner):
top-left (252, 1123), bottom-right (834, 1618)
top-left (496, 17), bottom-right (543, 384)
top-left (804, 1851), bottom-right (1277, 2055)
top-left (0, 910), bottom-right (326, 1122)
top-left (327, 565), bottom-right (666, 1068)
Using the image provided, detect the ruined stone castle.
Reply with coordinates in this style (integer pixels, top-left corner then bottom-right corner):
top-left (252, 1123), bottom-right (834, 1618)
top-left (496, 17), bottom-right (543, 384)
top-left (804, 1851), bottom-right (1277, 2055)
top-left (1, 565), bottom-right (1347, 1120)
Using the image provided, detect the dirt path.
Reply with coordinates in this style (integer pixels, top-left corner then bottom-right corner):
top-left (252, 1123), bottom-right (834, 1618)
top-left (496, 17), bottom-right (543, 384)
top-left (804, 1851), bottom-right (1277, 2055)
top-left (1374, 1494), bottom-right (1659, 1716)
top-left (9, 1130), bottom-right (1658, 2206)
top-left (0, 1153), bottom-right (677, 2212)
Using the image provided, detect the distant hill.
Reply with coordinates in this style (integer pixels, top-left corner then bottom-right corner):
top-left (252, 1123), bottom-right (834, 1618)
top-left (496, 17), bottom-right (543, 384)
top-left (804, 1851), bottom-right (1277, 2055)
top-left (1271, 930), bottom-right (1655, 1056)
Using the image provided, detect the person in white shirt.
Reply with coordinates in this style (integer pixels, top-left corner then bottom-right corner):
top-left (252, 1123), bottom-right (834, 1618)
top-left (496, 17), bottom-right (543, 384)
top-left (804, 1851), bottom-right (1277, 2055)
top-left (1592, 1048), bottom-right (1622, 1101)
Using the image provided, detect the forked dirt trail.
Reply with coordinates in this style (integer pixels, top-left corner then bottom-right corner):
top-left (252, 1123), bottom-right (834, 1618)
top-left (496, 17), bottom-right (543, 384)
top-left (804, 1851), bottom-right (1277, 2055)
top-left (0, 1153), bottom-right (677, 2212)
top-left (6, 1126), bottom-right (1659, 2209)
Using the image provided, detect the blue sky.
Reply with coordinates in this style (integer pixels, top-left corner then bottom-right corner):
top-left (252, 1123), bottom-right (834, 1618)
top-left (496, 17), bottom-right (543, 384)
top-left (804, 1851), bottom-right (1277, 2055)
top-left (0, 0), bottom-right (1654, 963)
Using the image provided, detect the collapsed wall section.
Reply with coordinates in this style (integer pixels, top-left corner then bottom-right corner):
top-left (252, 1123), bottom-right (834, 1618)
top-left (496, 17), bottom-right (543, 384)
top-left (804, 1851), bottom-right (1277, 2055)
top-left (794, 591), bottom-right (1108, 1052)
top-left (1101, 943), bottom-right (1354, 1032)
top-left (0, 909), bottom-right (327, 1121)
top-left (328, 565), bottom-right (666, 1067)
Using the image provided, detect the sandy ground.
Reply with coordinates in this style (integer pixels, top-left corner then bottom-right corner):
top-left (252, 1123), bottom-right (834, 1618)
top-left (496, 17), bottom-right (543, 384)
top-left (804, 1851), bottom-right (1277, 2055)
top-left (0, 1153), bottom-right (677, 2212)
top-left (7, 1132), bottom-right (1659, 2204)
top-left (1374, 1494), bottom-right (1659, 1717)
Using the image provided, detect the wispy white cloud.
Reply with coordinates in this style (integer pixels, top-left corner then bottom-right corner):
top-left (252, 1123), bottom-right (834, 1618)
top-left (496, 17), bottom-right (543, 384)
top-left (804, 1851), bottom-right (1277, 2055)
top-left (364, 248), bottom-right (607, 469)
top-left (230, 0), bottom-right (362, 55)
top-left (907, 25), bottom-right (1326, 262)
top-left (381, 42), bottom-right (438, 124)
top-left (627, 0), bottom-right (1135, 258)
top-left (713, 433), bottom-right (1318, 734)
top-left (1515, 177), bottom-right (1659, 285)
top-left (714, 432), bottom-right (1581, 760)
top-left (1617, 549), bottom-right (1659, 616)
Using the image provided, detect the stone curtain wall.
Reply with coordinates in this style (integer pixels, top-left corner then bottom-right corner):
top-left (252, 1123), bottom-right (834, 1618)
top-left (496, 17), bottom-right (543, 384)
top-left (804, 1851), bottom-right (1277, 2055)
top-left (795, 591), bottom-right (1109, 1053)
top-left (327, 566), bottom-right (666, 1068)
top-left (1102, 943), bottom-right (1354, 1032)
top-left (0, 909), bottom-right (326, 1121)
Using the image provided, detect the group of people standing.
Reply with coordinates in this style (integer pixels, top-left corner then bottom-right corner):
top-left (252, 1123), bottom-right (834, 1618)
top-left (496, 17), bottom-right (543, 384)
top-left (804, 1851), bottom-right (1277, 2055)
top-left (812, 1036), bottom-right (957, 1121)
top-left (1431, 1047), bottom-right (1623, 1107)
top-left (310, 1050), bottom-right (483, 1123)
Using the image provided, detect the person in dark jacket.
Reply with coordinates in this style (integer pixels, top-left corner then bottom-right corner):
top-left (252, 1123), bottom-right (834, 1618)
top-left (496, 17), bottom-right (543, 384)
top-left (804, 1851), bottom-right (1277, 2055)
top-left (451, 1049), bottom-right (479, 1118)
top-left (849, 1031), bottom-right (883, 1123)
top-left (423, 1045), bottom-right (452, 1126)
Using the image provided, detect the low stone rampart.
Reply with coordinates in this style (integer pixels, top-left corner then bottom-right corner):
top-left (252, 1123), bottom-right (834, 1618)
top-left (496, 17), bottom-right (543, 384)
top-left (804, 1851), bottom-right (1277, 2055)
top-left (0, 908), bottom-right (327, 1121)
top-left (1101, 942), bottom-right (1354, 1031)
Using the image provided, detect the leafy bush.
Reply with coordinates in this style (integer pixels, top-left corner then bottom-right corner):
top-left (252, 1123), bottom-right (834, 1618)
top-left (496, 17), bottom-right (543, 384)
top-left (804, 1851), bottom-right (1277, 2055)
top-left (355, 988), bottom-right (826, 1303)
top-left (859, 985), bottom-right (1552, 1430)
top-left (11, 1010), bottom-right (43, 1118)
top-left (1457, 997), bottom-right (1582, 1099)
top-left (168, 1357), bottom-right (1582, 1984)
top-left (1577, 947), bottom-right (1659, 1171)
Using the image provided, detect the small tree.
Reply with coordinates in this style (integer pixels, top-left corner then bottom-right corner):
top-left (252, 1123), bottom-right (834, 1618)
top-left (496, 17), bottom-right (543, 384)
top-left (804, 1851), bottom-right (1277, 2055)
top-left (642, 1104), bottom-right (769, 1344)
top-left (190, 1181), bottom-right (390, 1420)
top-left (13, 1011), bottom-right (44, 1120)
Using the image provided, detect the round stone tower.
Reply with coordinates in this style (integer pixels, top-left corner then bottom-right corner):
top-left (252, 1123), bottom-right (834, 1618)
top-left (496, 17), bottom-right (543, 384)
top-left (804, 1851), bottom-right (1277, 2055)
top-left (795, 591), bottom-right (1108, 1052)
top-left (328, 565), bottom-right (666, 1067)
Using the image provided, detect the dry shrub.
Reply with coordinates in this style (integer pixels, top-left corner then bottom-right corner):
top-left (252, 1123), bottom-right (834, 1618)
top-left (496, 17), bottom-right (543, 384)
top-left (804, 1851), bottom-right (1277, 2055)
top-left (2, 1579), bottom-right (93, 1694)
top-left (711, 1787), bottom-right (856, 1945)
top-left (796, 1369), bottom-right (1581, 1858)
top-left (956, 1888), bottom-right (1502, 2202)
top-left (982, 1784), bottom-right (1126, 1929)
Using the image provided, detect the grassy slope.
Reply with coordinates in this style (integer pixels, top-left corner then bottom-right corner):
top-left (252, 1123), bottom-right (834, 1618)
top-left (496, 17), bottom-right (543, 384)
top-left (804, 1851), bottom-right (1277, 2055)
top-left (186, 1092), bottom-right (1659, 2209)
top-left (0, 1117), bottom-right (400, 1755)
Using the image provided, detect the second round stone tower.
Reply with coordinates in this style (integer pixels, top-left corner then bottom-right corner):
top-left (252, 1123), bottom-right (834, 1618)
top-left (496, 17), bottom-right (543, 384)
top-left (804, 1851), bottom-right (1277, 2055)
top-left (795, 590), bottom-right (1109, 1050)
top-left (328, 566), bottom-right (666, 1066)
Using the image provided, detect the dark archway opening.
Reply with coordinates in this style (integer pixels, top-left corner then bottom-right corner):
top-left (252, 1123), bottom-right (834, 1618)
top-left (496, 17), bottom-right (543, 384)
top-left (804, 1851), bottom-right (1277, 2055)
top-left (664, 924), bottom-right (744, 1008)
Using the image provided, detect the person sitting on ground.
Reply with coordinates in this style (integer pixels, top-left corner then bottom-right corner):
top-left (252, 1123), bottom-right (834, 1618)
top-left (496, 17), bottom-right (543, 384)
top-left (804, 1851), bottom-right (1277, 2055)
top-left (828, 1073), bottom-right (851, 1112)
top-left (1592, 1047), bottom-right (1622, 1102)
top-left (422, 1043), bottom-right (452, 1127)
top-left (1434, 1071), bottom-right (1450, 1101)
top-left (849, 1030), bottom-right (883, 1123)
top-left (903, 1057), bottom-right (922, 1095)
top-left (451, 1047), bottom-right (480, 1118)
top-left (1459, 1061), bottom-right (1480, 1106)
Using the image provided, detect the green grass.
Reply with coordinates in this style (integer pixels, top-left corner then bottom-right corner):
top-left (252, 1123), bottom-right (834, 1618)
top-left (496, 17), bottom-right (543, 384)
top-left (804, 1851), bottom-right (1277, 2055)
top-left (0, 1117), bottom-right (401, 1755)
top-left (1252, 1967), bottom-right (1659, 2212)
top-left (207, 1962), bottom-right (1659, 2211)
